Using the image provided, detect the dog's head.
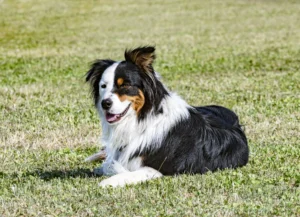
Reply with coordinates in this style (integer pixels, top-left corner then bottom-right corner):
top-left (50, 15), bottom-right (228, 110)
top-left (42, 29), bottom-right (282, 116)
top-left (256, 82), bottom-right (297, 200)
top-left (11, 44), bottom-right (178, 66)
top-left (86, 46), bottom-right (168, 124)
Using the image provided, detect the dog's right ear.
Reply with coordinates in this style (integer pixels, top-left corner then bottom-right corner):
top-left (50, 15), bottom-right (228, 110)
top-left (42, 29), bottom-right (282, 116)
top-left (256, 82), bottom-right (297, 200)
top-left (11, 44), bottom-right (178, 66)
top-left (86, 59), bottom-right (114, 104)
top-left (86, 59), bottom-right (114, 83)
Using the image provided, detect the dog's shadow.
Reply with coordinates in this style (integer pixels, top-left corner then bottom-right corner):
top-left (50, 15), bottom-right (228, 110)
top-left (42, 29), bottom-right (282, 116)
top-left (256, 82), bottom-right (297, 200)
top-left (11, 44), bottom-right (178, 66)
top-left (10, 168), bottom-right (102, 181)
top-left (37, 168), bottom-right (99, 181)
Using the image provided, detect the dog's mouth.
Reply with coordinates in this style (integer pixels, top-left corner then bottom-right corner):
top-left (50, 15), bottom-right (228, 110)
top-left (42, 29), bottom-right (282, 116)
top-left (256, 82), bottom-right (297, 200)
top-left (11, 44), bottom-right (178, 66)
top-left (105, 104), bottom-right (131, 124)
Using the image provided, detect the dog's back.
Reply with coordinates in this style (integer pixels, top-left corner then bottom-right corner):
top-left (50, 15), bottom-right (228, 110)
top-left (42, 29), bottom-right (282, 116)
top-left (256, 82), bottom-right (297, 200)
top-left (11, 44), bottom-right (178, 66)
top-left (143, 105), bottom-right (249, 175)
top-left (195, 105), bottom-right (240, 128)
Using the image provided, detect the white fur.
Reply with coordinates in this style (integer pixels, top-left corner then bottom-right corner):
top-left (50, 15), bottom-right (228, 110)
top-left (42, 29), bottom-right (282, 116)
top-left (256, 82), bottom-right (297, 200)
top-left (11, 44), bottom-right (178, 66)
top-left (99, 167), bottom-right (162, 187)
top-left (98, 62), bottom-right (132, 117)
top-left (86, 66), bottom-right (191, 187)
top-left (98, 93), bottom-right (191, 178)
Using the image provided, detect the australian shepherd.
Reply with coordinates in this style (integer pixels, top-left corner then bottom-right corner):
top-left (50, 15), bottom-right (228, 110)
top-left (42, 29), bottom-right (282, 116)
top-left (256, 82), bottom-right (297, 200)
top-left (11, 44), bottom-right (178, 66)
top-left (85, 46), bottom-right (249, 187)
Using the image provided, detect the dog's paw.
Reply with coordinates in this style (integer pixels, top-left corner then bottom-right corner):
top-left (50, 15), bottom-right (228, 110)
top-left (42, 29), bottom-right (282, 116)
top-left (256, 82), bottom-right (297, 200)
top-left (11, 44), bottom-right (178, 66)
top-left (98, 167), bottom-right (162, 188)
top-left (93, 167), bottom-right (104, 176)
top-left (99, 177), bottom-right (126, 188)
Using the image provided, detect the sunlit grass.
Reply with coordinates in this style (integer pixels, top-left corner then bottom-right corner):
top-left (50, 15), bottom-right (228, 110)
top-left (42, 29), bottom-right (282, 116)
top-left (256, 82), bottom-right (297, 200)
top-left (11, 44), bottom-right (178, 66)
top-left (0, 0), bottom-right (299, 216)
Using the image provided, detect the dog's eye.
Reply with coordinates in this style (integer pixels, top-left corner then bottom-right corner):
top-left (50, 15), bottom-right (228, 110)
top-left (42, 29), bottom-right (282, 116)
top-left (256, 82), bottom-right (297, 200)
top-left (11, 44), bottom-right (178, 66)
top-left (101, 84), bottom-right (107, 89)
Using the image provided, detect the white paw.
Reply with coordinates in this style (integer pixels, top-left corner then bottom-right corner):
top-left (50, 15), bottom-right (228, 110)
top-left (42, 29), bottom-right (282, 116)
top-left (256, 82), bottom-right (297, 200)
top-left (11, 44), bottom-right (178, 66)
top-left (98, 167), bottom-right (163, 188)
top-left (99, 177), bottom-right (126, 188)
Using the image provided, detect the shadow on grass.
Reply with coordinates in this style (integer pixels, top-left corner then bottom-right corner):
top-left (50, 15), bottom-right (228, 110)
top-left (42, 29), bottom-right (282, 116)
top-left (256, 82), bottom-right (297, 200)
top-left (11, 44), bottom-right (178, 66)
top-left (35, 168), bottom-right (99, 181)
top-left (5, 168), bottom-right (102, 181)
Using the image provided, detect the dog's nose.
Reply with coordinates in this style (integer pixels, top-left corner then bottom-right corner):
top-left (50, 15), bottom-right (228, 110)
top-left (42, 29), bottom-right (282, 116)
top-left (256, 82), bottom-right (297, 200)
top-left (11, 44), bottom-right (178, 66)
top-left (101, 99), bottom-right (113, 110)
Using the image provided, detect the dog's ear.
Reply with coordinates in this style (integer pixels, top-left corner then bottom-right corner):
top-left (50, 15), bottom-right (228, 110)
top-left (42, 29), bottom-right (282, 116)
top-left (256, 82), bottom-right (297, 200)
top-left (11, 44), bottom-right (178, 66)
top-left (86, 59), bottom-right (114, 104)
top-left (86, 59), bottom-right (114, 83)
top-left (124, 46), bottom-right (156, 74)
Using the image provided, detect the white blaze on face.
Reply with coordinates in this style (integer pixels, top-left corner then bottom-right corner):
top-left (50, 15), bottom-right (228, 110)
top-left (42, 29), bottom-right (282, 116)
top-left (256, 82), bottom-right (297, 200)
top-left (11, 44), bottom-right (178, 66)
top-left (98, 62), bottom-right (132, 123)
top-left (99, 62), bottom-right (118, 101)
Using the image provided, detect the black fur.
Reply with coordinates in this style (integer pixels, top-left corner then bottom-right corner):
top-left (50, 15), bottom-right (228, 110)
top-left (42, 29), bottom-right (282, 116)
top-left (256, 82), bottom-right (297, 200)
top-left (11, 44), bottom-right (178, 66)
top-left (114, 61), bottom-right (169, 119)
top-left (139, 106), bottom-right (248, 175)
top-left (86, 46), bottom-right (249, 176)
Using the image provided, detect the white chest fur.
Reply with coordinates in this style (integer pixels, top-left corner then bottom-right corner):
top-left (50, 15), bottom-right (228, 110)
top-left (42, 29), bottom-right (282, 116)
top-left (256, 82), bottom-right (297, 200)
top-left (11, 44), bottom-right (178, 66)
top-left (100, 93), bottom-right (191, 174)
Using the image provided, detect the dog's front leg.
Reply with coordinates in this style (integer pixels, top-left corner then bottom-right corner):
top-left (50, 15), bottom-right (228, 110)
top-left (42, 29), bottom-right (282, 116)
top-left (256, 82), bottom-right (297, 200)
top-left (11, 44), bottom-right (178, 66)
top-left (101, 159), bottom-right (129, 176)
top-left (85, 147), bottom-right (125, 176)
top-left (99, 167), bottom-right (163, 187)
top-left (92, 158), bottom-right (128, 176)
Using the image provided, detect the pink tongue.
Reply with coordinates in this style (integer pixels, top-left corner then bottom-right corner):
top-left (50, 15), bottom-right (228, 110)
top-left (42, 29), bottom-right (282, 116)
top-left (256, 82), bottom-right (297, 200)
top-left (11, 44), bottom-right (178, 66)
top-left (106, 113), bottom-right (119, 122)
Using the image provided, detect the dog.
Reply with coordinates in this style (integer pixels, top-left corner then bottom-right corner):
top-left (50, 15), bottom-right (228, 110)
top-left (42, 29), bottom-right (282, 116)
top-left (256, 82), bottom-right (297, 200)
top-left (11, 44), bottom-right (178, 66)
top-left (85, 46), bottom-right (249, 187)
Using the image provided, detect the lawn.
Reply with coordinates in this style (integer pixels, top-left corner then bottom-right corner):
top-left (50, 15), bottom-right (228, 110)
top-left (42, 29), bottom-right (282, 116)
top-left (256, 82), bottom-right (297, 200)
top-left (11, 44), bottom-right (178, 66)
top-left (0, 0), bottom-right (299, 216)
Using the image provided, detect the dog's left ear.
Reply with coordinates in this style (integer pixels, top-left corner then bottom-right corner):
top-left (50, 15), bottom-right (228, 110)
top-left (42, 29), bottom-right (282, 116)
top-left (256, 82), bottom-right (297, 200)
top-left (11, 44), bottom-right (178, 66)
top-left (124, 46), bottom-right (156, 74)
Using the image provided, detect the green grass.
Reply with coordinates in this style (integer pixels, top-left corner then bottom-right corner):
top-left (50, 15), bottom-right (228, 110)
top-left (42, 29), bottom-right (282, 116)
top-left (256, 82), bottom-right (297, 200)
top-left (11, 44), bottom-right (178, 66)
top-left (0, 0), bottom-right (299, 216)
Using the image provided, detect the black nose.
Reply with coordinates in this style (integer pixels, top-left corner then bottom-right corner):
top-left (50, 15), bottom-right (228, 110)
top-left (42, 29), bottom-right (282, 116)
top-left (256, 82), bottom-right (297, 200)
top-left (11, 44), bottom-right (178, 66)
top-left (101, 99), bottom-right (113, 110)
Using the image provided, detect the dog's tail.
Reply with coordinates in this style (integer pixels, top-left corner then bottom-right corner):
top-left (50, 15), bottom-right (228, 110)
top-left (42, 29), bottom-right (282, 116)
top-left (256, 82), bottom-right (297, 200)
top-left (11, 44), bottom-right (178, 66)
top-left (85, 148), bottom-right (106, 162)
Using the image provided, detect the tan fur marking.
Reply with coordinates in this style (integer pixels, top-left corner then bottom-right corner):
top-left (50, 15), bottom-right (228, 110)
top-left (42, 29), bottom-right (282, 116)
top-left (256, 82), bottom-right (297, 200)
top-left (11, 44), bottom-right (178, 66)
top-left (127, 52), bottom-right (154, 73)
top-left (117, 78), bottom-right (124, 87)
top-left (117, 90), bottom-right (145, 114)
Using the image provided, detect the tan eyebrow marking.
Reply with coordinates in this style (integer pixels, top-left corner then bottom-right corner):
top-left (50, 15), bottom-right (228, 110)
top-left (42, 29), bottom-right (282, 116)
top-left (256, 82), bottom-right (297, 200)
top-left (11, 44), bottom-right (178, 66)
top-left (117, 78), bottom-right (124, 87)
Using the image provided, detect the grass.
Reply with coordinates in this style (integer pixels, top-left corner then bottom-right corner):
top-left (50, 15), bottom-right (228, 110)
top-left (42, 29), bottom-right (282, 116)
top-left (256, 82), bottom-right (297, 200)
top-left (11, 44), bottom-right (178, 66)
top-left (0, 0), bottom-right (299, 216)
